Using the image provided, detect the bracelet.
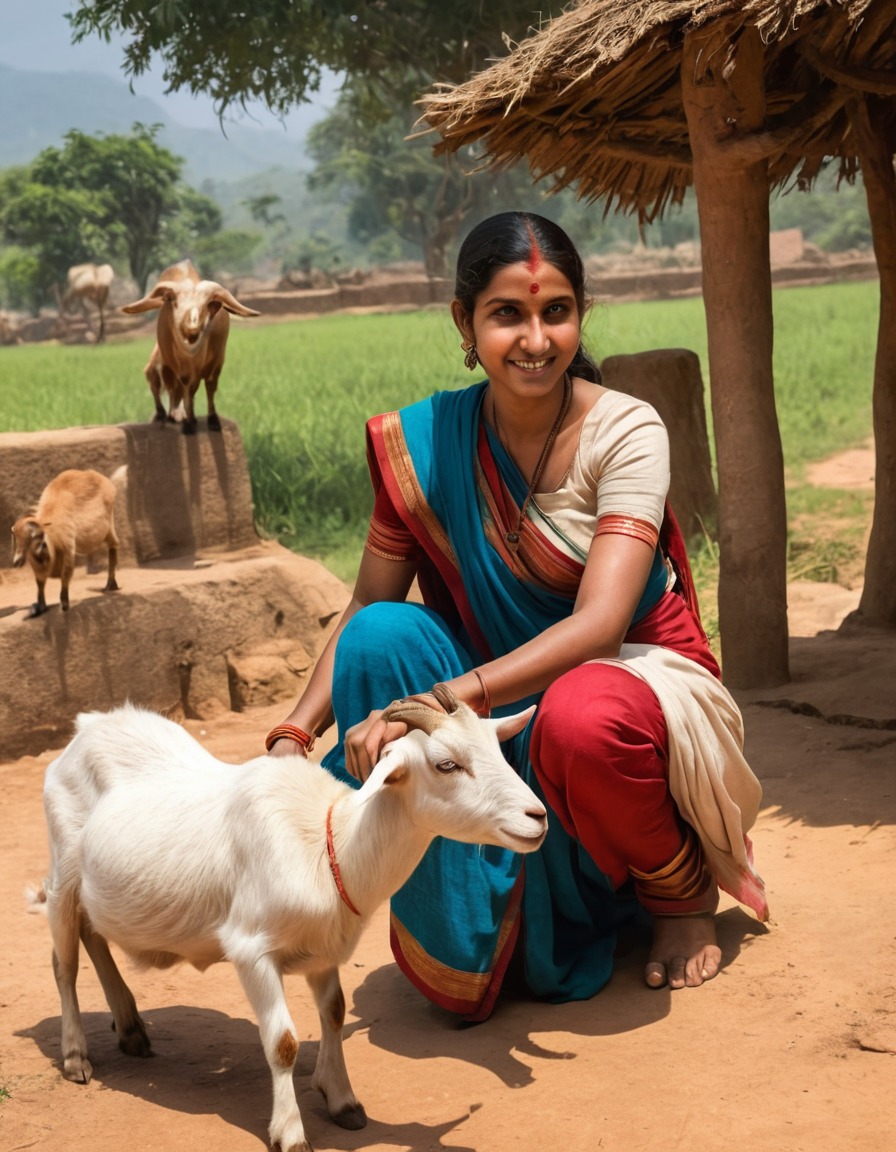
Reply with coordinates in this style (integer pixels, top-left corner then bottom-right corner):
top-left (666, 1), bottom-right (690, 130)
top-left (472, 668), bottom-right (491, 718)
top-left (265, 723), bottom-right (316, 754)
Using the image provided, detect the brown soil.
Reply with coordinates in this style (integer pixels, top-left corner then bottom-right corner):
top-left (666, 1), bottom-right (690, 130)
top-left (2, 445), bottom-right (893, 1152)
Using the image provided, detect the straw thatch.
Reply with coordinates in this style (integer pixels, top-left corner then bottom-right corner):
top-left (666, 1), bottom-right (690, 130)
top-left (420, 0), bottom-right (894, 222)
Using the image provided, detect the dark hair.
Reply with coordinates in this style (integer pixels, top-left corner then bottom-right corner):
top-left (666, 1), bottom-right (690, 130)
top-left (454, 211), bottom-right (601, 384)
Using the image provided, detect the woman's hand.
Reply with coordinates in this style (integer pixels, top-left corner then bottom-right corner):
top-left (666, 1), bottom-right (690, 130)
top-left (267, 737), bottom-right (310, 759)
top-left (344, 709), bottom-right (410, 782)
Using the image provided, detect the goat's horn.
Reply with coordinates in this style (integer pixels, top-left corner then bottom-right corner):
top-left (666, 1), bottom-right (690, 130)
top-left (204, 283), bottom-right (262, 317)
top-left (381, 696), bottom-right (448, 735)
top-left (430, 683), bottom-right (461, 713)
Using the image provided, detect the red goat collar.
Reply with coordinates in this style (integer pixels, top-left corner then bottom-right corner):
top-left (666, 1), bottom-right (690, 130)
top-left (326, 802), bottom-right (362, 917)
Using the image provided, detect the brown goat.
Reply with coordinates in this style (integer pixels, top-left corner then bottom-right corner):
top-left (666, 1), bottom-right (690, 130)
top-left (11, 469), bottom-right (120, 618)
top-left (62, 263), bottom-right (114, 343)
top-left (122, 260), bottom-right (260, 435)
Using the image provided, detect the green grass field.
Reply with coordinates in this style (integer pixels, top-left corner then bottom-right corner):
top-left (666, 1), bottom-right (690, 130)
top-left (0, 280), bottom-right (878, 635)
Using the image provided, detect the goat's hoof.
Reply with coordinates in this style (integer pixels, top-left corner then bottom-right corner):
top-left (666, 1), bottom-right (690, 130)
top-left (26, 603), bottom-right (47, 619)
top-left (182, 421), bottom-right (198, 435)
top-left (270, 1121), bottom-right (313, 1152)
top-left (207, 414), bottom-right (222, 432)
top-left (103, 581), bottom-right (120, 593)
top-left (332, 1103), bottom-right (367, 1131)
top-left (152, 413), bottom-right (167, 424)
top-left (62, 1055), bottom-right (93, 1084)
top-left (116, 1021), bottom-right (153, 1058)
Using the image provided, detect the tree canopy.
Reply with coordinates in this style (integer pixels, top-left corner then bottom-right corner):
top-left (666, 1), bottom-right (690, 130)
top-left (306, 90), bottom-right (541, 278)
top-left (0, 124), bottom-right (229, 308)
top-left (69, 1), bottom-right (548, 117)
top-left (63, 2), bottom-right (871, 282)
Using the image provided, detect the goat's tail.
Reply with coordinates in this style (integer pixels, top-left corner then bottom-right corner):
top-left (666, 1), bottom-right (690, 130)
top-left (25, 880), bottom-right (48, 916)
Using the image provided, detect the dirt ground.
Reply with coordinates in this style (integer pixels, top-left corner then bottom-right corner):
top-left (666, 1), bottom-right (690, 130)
top-left (1, 445), bottom-right (894, 1152)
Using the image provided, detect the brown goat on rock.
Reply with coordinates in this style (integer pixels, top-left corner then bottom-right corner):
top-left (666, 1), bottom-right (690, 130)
top-left (11, 469), bottom-right (120, 618)
top-left (122, 260), bottom-right (260, 434)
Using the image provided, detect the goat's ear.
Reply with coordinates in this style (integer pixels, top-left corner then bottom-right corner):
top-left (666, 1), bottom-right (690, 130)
top-left (356, 745), bottom-right (410, 801)
top-left (490, 704), bottom-right (537, 743)
top-left (120, 284), bottom-right (177, 313)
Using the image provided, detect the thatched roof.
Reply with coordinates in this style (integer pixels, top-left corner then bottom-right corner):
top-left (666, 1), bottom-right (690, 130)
top-left (419, 0), bottom-right (896, 221)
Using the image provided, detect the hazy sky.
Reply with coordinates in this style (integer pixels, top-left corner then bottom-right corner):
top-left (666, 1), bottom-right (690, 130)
top-left (0, 1), bottom-right (338, 134)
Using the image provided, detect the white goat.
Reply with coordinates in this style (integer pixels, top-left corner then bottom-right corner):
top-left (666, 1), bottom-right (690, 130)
top-left (35, 687), bottom-right (546, 1152)
top-left (11, 468), bottom-right (120, 618)
top-left (62, 263), bottom-right (114, 343)
top-left (121, 259), bottom-right (260, 434)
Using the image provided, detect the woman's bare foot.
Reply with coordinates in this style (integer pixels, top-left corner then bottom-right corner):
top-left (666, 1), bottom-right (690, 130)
top-left (645, 914), bottom-right (721, 989)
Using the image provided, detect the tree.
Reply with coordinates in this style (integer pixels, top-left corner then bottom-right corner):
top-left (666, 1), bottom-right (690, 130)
top-left (64, 3), bottom-right (563, 277)
top-left (69, 2), bottom-right (548, 117)
top-left (307, 80), bottom-right (555, 278)
top-left (1, 178), bottom-right (110, 305)
top-left (30, 123), bottom-right (215, 290)
top-left (308, 96), bottom-right (462, 277)
top-left (243, 194), bottom-right (288, 230)
top-left (193, 229), bottom-right (263, 279)
top-left (0, 247), bottom-right (44, 314)
top-left (0, 125), bottom-right (224, 302)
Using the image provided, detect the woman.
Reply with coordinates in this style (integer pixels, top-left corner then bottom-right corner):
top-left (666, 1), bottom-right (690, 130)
top-left (267, 211), bottom-right (767, 1021)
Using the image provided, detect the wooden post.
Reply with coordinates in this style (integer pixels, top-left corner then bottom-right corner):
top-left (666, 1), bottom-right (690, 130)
top-left (600, 348), bottom-right (718, 544)
top-left (681, 24), bottom-right (789, 687)
top-left (848, 95), bottom-right (896, 627)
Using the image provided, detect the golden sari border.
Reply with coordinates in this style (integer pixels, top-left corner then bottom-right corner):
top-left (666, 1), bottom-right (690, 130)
top-left (381, 412), bottom-right (457, 567)
top-left (390, 914), bottom-right (493, 1008)
top-left (388, 871), bottom-right (525, 1018)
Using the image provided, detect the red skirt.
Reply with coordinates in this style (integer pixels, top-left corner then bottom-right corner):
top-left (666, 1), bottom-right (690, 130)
top-left (529, 590), bottom-right (720, 913)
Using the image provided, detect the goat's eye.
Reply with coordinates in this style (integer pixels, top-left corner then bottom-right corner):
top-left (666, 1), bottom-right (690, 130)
top-left (434, 759), bottom-right (461, 774)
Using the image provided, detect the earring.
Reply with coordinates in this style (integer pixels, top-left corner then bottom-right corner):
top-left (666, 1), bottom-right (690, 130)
top-left (461, 340), bottom-right (479, 371)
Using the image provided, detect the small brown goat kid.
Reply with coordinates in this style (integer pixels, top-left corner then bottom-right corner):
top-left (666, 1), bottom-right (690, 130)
top-left (11, 469), bottom-right (120, 618)
top-left (122, 259), bottom-right (260, 434)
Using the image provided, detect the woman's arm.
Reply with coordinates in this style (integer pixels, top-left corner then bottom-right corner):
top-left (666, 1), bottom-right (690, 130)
top-left (444, 530), bottom-right (657, 712)
top-left (340, 531), bottom-right (657, 780)
top-left (266, 548), bottom-right (417, 757)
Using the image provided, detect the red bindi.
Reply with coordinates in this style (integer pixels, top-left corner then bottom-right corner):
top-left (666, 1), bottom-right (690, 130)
top-left (529, 282), bottom-right (540, 294)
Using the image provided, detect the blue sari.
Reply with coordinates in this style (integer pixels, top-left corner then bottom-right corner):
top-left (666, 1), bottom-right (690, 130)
top-left (322, 383), bottom-right (648, 1019)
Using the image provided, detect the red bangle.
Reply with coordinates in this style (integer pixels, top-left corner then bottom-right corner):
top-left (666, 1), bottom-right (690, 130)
top-left (265, 724), bottom-right (316, 753)
top-left (472, 669), bottom-right (491, 718)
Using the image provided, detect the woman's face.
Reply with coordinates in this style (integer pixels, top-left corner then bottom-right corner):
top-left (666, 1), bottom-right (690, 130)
top-left (453, 260), bottom-right (581, 402)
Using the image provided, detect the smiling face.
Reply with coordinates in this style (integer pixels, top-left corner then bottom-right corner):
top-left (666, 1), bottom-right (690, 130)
top-left (452, 260), bottom-right (582, 403)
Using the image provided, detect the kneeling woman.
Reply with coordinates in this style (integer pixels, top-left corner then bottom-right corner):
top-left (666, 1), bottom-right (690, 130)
top-left (267, 211), bottom-right (768, 1020)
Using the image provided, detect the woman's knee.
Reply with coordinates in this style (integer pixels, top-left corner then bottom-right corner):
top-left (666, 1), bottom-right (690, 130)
top-left (532, 663), bottom-right (668, 786)
top-left (335, 601), bottom-right (472, 699)
top-left (340, 601), bottom-right (433, 654)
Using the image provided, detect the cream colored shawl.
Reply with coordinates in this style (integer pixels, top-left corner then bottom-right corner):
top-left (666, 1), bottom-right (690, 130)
top-left (594, 644), bottom-right (769, 920)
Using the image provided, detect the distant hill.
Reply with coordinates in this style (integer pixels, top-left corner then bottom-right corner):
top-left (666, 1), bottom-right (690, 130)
top-left (0, 62), bottom-right (309, 185)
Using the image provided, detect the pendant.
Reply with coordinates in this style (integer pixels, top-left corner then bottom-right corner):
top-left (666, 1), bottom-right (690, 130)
top-left (506, 531), bottom-right (520, 548)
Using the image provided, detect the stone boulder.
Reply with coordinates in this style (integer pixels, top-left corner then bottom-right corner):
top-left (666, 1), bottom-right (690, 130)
top-left (0, 420), bottom-right (350, 757)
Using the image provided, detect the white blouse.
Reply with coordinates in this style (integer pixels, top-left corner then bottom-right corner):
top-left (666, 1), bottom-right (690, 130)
top-left (532, 388), bottom-right (670, 560)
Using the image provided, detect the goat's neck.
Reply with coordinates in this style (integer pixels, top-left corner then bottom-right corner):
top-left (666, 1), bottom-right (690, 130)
top-left (328, 790), bottom-right (432, 916)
